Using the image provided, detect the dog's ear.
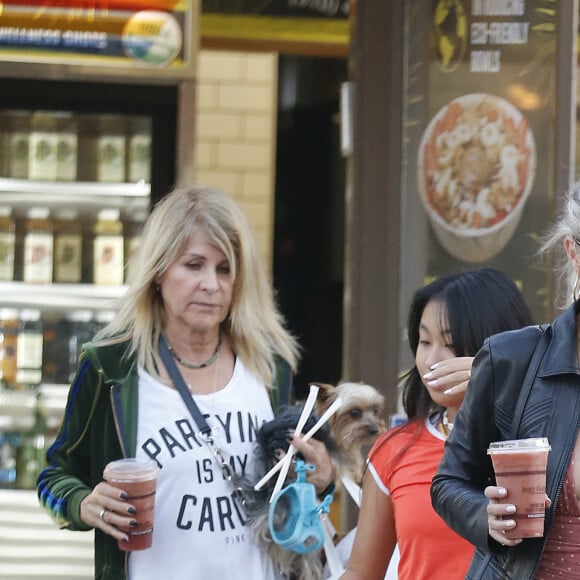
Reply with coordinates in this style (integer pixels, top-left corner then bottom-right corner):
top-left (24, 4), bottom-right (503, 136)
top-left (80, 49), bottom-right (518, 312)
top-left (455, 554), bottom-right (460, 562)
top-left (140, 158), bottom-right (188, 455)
top-left (311, 382), bottom-right (337, 413)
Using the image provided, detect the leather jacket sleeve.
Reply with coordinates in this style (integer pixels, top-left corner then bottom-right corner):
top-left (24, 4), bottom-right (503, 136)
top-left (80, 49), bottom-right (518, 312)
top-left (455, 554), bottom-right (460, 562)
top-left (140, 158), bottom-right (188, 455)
top-left (431, 338), bottom-right (504, 552)
top-left (431, 325), bottom-right (544, 555)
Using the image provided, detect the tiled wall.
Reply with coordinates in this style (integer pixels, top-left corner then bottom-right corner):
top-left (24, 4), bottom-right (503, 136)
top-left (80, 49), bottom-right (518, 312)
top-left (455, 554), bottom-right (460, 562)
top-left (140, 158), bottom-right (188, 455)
top-left (195, 50), bottom-right (278, 269)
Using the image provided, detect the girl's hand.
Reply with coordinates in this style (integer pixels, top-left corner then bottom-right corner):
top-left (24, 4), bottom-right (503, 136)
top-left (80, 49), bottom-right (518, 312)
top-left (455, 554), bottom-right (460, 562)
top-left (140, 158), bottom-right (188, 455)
top-left (484, 485), bottom-right (523, 546)
top-left (80, 481), bottom-right (137, 545)
top-left (423, 356), bottom-right (474, 397)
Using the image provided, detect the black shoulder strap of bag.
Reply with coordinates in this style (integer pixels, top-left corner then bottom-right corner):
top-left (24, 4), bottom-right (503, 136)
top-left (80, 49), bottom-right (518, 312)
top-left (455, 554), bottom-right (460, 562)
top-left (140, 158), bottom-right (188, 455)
top-left (158, 336), bottom-right (211, 436)
top-left (510, 324), bottom-right (550, 439)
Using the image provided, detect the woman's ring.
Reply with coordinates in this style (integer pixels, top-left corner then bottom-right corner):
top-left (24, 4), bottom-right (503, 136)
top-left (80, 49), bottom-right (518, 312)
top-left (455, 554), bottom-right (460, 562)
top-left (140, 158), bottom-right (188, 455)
top-left (99, 508), bottom-right (107, 521)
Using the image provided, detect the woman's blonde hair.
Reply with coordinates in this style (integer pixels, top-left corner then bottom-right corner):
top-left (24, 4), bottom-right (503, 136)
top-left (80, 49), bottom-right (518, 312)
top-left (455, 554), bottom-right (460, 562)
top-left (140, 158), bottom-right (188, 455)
top-left (540, 181), bottom-right (580, 308)
top-left (94, 186), bottom-right (299, 386)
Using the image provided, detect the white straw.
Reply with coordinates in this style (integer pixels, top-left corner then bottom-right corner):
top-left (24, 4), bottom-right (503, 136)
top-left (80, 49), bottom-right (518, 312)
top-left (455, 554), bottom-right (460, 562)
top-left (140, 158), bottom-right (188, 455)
top-left (269, 385), bottom-right (319, 500)
top-left (253, 395), bottom-right (343, 491)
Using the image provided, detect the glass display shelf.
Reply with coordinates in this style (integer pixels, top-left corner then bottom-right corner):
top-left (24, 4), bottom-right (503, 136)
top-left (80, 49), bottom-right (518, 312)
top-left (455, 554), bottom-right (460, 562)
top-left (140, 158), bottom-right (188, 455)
top-left (0, 282), bottom-right (126, 313)
top-left (0, 178), bottom-right (150, 215)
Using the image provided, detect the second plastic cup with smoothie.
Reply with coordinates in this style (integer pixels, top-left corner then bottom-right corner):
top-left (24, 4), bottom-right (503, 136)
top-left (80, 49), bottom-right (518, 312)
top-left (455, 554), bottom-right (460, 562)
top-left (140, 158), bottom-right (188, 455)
top-left (487, 437), bottom-right (551, 539)
top-left (103, 458), bottom-right (159, 551)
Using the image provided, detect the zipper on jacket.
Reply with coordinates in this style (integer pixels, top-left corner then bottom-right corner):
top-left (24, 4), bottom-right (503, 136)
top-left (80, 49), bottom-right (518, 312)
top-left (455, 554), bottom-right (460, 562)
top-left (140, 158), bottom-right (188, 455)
top-left (110, 383), bottom-right (128, 458)
top-left (109, 382), bottom-right (130, 578)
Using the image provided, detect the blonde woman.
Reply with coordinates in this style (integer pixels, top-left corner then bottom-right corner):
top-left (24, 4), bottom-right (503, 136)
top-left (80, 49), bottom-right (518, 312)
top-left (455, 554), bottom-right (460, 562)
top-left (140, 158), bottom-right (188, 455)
top-left (37, 186), bottom-right (335, 579)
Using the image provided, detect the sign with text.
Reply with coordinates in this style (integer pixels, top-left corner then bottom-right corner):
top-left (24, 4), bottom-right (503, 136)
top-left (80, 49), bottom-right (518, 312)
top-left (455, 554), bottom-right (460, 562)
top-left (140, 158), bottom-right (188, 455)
top-left (0, 0), bottom-right (194, 73)
top-left (412, 0), bottom-right (558, 319)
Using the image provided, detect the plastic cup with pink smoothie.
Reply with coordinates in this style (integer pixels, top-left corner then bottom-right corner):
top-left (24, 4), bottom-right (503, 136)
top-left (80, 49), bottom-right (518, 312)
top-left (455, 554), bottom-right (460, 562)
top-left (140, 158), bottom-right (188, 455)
top-left (103, 458), bottom-right (159, 551)
top-left (487, 437), bottom-right (551, 539)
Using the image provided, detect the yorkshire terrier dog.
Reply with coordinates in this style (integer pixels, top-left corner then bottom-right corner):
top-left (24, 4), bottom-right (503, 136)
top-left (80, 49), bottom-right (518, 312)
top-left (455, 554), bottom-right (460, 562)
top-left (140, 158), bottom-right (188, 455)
top-left (314, 381), bottom-right (386, 485)
top-left (241, 405), bottom-right (337, 580)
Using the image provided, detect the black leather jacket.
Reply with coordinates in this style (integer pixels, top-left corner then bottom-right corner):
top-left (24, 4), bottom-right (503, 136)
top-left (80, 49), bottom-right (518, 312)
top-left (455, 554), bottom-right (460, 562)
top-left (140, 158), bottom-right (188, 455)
top-left (431, 303), bottom-right (580, 580)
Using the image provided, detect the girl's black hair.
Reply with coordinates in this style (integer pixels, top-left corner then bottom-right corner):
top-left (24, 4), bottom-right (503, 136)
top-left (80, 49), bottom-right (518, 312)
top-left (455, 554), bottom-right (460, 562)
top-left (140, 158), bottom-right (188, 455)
top-left (402, 267), bottom-right (533, 421)
top-left (372, 268), bottom-right (533, 468)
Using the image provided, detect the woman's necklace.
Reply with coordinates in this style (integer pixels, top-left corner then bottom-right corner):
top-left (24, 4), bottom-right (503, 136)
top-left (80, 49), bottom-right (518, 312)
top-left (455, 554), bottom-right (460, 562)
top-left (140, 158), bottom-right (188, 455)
top-left (165, 334), bottom-right (222, 369)
top-left (188, 347), bottom-right (221, 396)
top-left (440, 410), bottom-right (454, 437)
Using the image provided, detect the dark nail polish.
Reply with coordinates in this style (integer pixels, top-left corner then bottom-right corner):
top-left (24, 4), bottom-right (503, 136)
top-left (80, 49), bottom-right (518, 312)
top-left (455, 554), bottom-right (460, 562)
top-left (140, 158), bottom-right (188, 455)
top-left (121, 537), bottom-right (129, 543)
top-left (129, 520), bottom-right (138, 527)
top-left (128, 507), bottom-right (137, 515)
top-left (120, 492), bottom-right (128, 500)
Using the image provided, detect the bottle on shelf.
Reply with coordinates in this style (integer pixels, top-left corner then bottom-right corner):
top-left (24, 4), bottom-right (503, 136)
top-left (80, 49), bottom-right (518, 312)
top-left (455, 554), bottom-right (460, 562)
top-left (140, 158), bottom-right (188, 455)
top-left (66, 310), bottom-right (95, 382)
top-left (0, 206), bottom-right (16, 282)
top-left (28, 111), bottom-right (58, 182)
top-left (41, 315), bottom-right (69, 386)
top-left (16, 309), bottom-right (43, 387)
top-left (55, 112), bottom-right (78, 182)
top-left (53, 208), bottom-right (82, 284)
top-left (0, 433), bottom-right (17, 488)
top-left (128, 116), bottom-right (152, 183)
top-left (0, 112), bottom-right (6, 178)
top-left (0, 308), bottom-right (19, 386)
top-left (93, 209), bottom-right (124, 286)
top-left (15, 402), bottom-right (46, 490)
top-left (7, 111), bottom-right (30, 180)
top-left (97, 115), bottom-right (126, 183)
top-left (23, 207), bottom-right (53, 284)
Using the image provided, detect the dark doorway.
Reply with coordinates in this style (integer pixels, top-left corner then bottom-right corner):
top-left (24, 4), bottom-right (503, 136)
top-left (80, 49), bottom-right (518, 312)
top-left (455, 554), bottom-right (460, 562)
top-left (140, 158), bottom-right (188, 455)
top-left (273, 56), bottom-right (347, 399)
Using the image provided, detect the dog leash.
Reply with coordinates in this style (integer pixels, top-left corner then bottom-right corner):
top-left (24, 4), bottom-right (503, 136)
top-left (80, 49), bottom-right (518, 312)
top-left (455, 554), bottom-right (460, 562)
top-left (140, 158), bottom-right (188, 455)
top-left (158, 335), bottom-right (246, 510)
top-left (340, 475), bottom-right (362, 508)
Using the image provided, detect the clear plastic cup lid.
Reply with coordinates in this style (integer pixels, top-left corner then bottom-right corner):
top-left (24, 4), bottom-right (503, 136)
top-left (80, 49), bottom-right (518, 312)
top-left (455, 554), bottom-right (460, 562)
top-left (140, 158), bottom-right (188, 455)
top-left (487, 437), bottom-right (551, 454)
top-left (103, 458), bottom-right (158, 482)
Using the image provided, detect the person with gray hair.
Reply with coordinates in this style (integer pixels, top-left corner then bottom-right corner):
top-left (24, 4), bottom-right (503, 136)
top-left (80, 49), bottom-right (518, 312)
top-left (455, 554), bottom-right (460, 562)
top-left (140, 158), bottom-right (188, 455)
top-left (431, 182), bottom-right (580, 579)
top-left (37, 186), bottom-right (335, 579)
top-left (541, 181), bottom-right (580, 306)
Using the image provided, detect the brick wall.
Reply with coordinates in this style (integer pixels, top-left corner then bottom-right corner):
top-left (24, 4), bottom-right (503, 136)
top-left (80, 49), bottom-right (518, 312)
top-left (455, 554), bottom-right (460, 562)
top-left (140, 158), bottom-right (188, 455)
top-left (195, 50), bottom-right (278, 269)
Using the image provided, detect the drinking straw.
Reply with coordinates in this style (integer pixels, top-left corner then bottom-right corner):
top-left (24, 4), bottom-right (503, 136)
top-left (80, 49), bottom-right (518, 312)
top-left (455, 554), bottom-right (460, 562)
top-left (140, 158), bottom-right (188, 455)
top-left (269, 385), bottom-right (320, 500)
top-left (253, 395), bottom-right (343, 492)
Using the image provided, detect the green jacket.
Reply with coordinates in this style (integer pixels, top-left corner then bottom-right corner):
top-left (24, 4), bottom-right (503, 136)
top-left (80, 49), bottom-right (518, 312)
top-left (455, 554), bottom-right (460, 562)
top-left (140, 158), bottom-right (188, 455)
top-left (37, 340), bottom-right (293, 580)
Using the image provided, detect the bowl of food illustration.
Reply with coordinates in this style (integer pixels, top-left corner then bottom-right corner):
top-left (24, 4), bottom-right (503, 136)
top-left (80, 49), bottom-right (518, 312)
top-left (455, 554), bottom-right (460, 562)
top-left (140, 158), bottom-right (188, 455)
top-left (417, 93), bottom-right (536, 262)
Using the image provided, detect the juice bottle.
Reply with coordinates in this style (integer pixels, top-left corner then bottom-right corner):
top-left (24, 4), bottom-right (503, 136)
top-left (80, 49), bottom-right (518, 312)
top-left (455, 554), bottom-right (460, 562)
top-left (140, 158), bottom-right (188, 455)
top-left (93, 209), bottom-right (124, 286)
top-left (53, 209), bottom-right (82, 284)
top-left (28, 111), bottom-right (58, 181)
top-left (0, 308), bottom-right (19, 386)
top-left (97, 115), bottom-right (126, 183)
top-left (66, 310), bottom-right (94, 382)
top-left (56, 112), bottom-right (78, 182)
top-left (0, 112), bottom-right (7, 177)
top-left (15, 405), bottom-right (46, 489)
top-left (8, 111), bottom-right (30, 180)
top-left (127, 117), bottom-right (151, 183)
top-left (0, 206), bottom-right (16, 281)
top-left (16, 309), bottom-right (43, 386)
top-left (23, 207), bottom-right (53, 284)
top-left (41, 315), bottom-right (69, 385)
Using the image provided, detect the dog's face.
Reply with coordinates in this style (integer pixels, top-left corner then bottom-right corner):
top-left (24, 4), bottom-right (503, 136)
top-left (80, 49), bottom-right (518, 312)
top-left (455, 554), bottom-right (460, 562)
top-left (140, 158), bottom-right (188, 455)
top-left (314, 381), bottom-right (386, 453)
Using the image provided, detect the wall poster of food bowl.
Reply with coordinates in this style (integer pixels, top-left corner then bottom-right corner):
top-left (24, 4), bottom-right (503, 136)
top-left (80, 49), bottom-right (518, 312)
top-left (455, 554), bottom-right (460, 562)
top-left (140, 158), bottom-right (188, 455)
top-left (417, 93), bottom-right (536, 263)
